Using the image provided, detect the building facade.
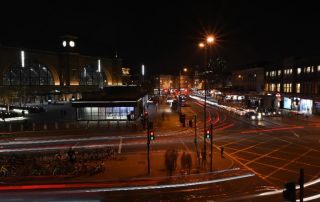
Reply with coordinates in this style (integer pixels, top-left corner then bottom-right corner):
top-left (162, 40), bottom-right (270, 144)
top-left (0, 36), bottom-right (122, 102)
top-left (264, 63), bottom-right (320, 114)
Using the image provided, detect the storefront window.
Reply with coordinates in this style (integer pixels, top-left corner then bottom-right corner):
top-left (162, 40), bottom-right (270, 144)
top-left (300, 99), bottom-right (313, 114)
top-left (284, 97), bottom-right (292, 109)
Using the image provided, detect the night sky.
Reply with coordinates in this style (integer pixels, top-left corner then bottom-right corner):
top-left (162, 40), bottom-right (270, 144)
top-left (1, 1), bottom-right (320, 74)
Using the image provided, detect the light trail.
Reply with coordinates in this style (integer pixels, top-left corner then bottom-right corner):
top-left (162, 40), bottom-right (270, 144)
top-left (0, 173), bottom-right (254, 192)
top-left (240, 125), bottom-right (304, 134)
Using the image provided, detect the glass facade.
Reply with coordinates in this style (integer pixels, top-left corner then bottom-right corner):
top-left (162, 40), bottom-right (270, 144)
top-left (79, 65), bottom-right (105, 86)
top-left (77, 106), bottom-right (135, 120)
top-left (3, 64), bottom-right (53, 85)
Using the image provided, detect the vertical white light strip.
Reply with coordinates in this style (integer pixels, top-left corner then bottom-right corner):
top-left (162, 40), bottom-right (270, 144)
top-left (84, 68), bottom-right (87, 77)
top-left (142, 64), bottom-right (145, 76)
top-left (98, 59), bottom-right (101, 72)
top-left (21, 50), bottom-right (25, 67)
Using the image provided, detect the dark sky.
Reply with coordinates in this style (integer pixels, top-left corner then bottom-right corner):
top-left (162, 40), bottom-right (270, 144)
top-left (1, 1), bottom-right (320, 74)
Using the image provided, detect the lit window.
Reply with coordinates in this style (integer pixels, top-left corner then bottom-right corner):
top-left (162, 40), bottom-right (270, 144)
top-left (311, 66), bottom-right (314, 72)
top-left (296, 83), bottom-right (300, 93)
top-left (318, 65), bottom-right (320, 72)
top-left (270, 83), bottom-right (276, 91)
top-left (278, 70), bottom-right (281, 76)
top-left (307, 66), bottom-right (311, 73)
top-left (277, 83), bottom-right (281, 92)
top-left (289, 69), bottom-right (292, 74)
top-left (265, 83), bottom-right (269, 91)
top-left (297, 68), bottom-right (301, 74)
top-left (62, 41), bottom-right (67, 47)
top-left (69, 40), bottom-right (75, 47)
top-left (266, 72), bottom-right (269, 76)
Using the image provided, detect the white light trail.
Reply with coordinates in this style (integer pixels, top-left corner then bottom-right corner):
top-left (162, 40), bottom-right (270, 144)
top-left (83, 173), bottom-right (255, 193)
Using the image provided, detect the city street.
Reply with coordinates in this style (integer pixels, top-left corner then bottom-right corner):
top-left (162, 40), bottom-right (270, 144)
top-left (0, 98), bottom-right (319, 201)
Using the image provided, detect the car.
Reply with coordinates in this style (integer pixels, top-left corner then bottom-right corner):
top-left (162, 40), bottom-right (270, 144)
top-left (245, 111), bottom-right (262, 120)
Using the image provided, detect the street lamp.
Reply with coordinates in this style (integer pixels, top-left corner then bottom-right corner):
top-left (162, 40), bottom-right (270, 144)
top-left (199, 35), bottom-right (215, 166)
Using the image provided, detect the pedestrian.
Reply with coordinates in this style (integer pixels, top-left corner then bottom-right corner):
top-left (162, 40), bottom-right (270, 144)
top-left (181, 152), bottom-right (186, 173)
top-left (220, 146), bottom-right (224, 158)
top-left (186, 153), bottom-right (192, 174)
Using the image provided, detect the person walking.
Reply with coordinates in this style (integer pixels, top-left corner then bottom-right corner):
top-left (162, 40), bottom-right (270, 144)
top-left (220, 146), bottom-right (224, 158)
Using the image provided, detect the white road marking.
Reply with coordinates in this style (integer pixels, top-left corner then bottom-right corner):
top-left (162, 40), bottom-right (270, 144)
top-left (118, 137), bottom-right (123, 154)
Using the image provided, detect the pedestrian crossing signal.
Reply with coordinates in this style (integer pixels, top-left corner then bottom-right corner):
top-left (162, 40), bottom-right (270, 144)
top-left (205, 129), bottom-right (211, 139)
top-left (149, 130), bottom-right (155, 141)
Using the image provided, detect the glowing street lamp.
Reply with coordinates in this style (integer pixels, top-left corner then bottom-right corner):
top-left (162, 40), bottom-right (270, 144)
top-left (198, 42), bottom-right (205, 48)
top-left (206, 35), bottom-right (215, 44)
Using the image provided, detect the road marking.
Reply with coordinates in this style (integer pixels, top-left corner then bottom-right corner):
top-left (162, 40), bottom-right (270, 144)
top-left (118, 137), bottom-right (123, 154)
top-left (245, 143), bottom-right (291, 166)
top-left (230, 139), bottom-right (273, 155)
top-left (264, 149), bottom-right (312, 179)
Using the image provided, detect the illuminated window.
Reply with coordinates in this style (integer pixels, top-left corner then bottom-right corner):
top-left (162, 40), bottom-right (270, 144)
top-left (270, 83), bottom-right (276, 91)
top-left (289, 69), bottom-right (292, 74)
top-left (284, 83), bottom-right (292, 93)
top-left (264, 83), bottom-right (269, 91)
top-left (278, 70), bottom-right (281, 76)
top-left (297, 68), bottom-right (301, 74)
top-left (318, 65), bottom-right (320, 72)
top-left (277, 83), bottom-right (281, 92)
top-left (311, 66), bottom-right (314, 72)
top-left (80, 65), bottom-right (105, 86)
top-left (296, 83), bottom-right (300, 93)
top-left (3, 64), bottom-right (53, 85)
top-left (266, 72), bottom-right (269, 77)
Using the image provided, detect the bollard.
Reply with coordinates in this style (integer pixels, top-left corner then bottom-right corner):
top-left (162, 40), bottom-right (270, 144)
top-left (9, 124), bottom-right (12, 132)
top-left (55, 122), bottom-right (58, 130)
top-left (44, 123), bottom-right (47, 130)
top-left (20, 124), bottom-right (24, 132)
top-left (32, 122), bottom-right (35, 131)
top-left (117, 121), bottom-right (120, 128)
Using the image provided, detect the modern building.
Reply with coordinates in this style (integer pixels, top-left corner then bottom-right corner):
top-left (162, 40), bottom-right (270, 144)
top-left (264, 57), bottom-right (320, 114)
top-left (72, 86), bottom-right (148, 121)
top-left (0, 35), bottom-right (122, 103)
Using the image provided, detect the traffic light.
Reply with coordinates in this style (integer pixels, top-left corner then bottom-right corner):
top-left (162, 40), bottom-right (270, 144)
top-left (205, 129), bottom-right (211, 139)
top-left (149, 130), bottom-right (155, 141)
top-left (283, 182), bottom-right (296, 201)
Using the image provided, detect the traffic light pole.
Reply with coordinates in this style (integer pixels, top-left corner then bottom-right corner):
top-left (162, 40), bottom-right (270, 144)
top-left (203, 80), bottom-right (207, 158)
top-left (147, 119), bottom-right (150, 176)
top-left (194, 115), bottom-right (197, 143)
top-left (210, 124), bottom-right (213, 172)
top-left (300, 168), bottom-right (304, 202)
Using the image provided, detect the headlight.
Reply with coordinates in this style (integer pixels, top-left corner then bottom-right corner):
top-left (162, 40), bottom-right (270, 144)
top-left (251, 116), bottom-right (256, 120)
top-left (273, 112), bottom-right (276, 115)
top-left (262, 112), bottom-right (265, 116)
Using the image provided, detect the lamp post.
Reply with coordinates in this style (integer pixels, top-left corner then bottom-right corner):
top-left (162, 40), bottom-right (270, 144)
top-left (179, 67), bottom-right (187, 114)
top-left (199, 35), bottom-right (215, 164)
